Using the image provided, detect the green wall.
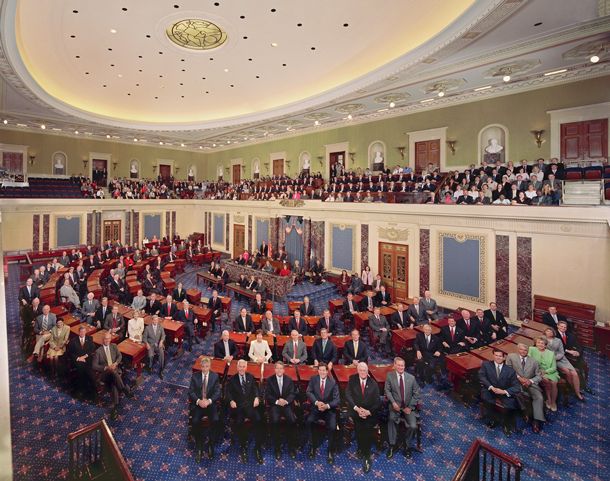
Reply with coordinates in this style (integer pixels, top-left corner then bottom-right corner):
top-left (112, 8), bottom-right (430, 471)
top-left (1, 76), bottom-right (608, 180)
top-left (0, 130), bottom-right (207, 179)
top-left (205, 75), bottom-right (610, 178)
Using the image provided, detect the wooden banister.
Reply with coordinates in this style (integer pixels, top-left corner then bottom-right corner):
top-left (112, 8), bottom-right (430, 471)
top-left (68, 419), bottom-right (135, 481)
top-left (453, 438), bottom-right (522, 481)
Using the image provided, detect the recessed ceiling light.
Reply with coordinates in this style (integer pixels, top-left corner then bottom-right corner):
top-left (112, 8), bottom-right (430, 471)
top-left (180, 143), bottom-right (185, 147)
top-left (70, 35), bottom-right (76, 38)
top-left (502, 75), bottom-right (511, 82)
top-left (108, 48), bottom-right (112, 51)
top-left (347, 114), bottom-right (353, 120)
top-left (118, 74), bottom-right (123, 78)
top-left (282, 63), bottom-right (287, 66)
top-left (199, 146), bottom-right (203, 149)
top-left (243, 36), bottom-right (248, 39)
top-left (314, 120), bottom-right (320, 126)
top-left (212, 143), bottom-right (216, 147)
top-left (271, 42), bottom-right (278, 47)
top-left (159, 141), bottom-right (164, 145)
top-left (297, 23), bottom-right (302, 27)
top-left (534, 22), bottom-right (542, 26)
top-left (240, 15), bottom-right (245, 19)
top-left (590, 55), bottom-right (600, 63)
top-left (227, 140), bottom-right (231, 144)
top-left (255, 75), bottom-right (260, 79)
top-left (74, 130), bottom-right (79, 134)
top-left (437, 91), bottom-right (445, 97)
top-left (146, 34), bottom-right (151, 38)
top-left (40, 124), bottom-right (46, 129)
top-left (174, 4), bottom-right (180, 8)
top-left (343, 23), bottom-right (349, 27)
top-left (224, 68), bottom-right (229, 72)
top-left (85, 72), bottom-right (89, 75)
top-left (244, 137), bottom-right (248, 140)
top-left (133, 138), bottom-right (138, 142)
top-left (110, 29), bottom-right (117, 34)
top-left (2, 119), bottom-right (7, 124)
top-left (72, 10), bottom-right (78, 14)
top-left (474, 85), bottom-right (492, 91)
top-left (420, 98), bottom-right (434, 103)
top-left (544, 69), bottom-right (567, 76)
top-left (389, 102), bottom-right (395, 108)
top-left (270, 8), bottom-right (276, 12)
top-left (106, 134), bottom-right (111, 138)
top-left (122, 7), bottom-right (127, 11)
top-left (311, 47), bottom-right (316, 51)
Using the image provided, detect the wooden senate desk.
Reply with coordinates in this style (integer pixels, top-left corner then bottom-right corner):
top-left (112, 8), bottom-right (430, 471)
top-left (368, 364), bottom-right (395, 391)
top-left (391, 328), bottom-right (417, 354)
top-left (296, 364), bottom-right (319, 390)
top-left (521, 320), bottom-right (548, 333)
top-left (516, 327), bottom-right (545, 339)
top-left (91, 329), bottom-right (119, 346)
top-left (469, 346), bottom-right (496, 362)
top-left (62, 314), bottom-right (81, 328)
top-left (226, 282), bottom-right (258, 301)
top-left (445, 352), bottom-right (483, 401)
top-left (505, 333), bottom-right (536, 347)
top-left (263, 363), bottom-right (298, 382)
top-left (192, 356), bottom-right (230, 380)
top-left (488, 339), bottom-right (521, 355)
top-left (594, 324), bottom-right (610, 360)
top-left (226, 360), bottom-right (265, 382)
top-left (196, 271), bottom-right (222, 288)
top-left (414, 323), bottom-right (441, 336)
top-left (222, 262), bottom-right (294, 298)
top-left (70, 323), bottom-right (97, 338)
top-left (118, 339), bottom-right (148, 383)
top-left (328, 299), bottom-right (344, 316)
top-left (332, 364), bottom-right (357, 390)
top-left (331, 335), bottom-right (350, 357)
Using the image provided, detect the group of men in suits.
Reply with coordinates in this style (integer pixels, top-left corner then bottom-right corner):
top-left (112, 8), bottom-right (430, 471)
top-left (188, 357), bottom-right (419, 472)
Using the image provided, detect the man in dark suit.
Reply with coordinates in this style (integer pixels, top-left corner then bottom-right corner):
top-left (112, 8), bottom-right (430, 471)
top-left (288, 310), bottom-right (308, 335)
top-left (344, 329), bottom-right (369, 365)
top-left (161, 295), bottom-right (177, 319)
top-left (483, 302), bottom-right (509, 341)
top-left (18, 278), bottom-right (39, 306)
top-left (440, 316), bottom-right (466, 354)
top-left (265, 362), bottom-right (297, 459)
top-left (306, 363), bottom-right (340, 463)
top-left (189, 357), bottom-right (221, 462)
top-left (94, 297), bottom-right (111, 329)
top-left (67, 324), bottom-right (96, 398)
top-left (346, 363), bottom-right (381, 472)
top-left (457, 309), bottom-right (482, 349)
top-left (478, 349), bottom-right (521, 436)
top-left (103, 305), bottom-right (125, 340)
top-left (414, 323), bottom-right (445, 385)
top-left (374, 285), bottom-right (391, 307)
top-left (342, 292), bottom-right (358, 326)
top-left (142, 315), bottom-right (165, 378)
top-left (177, 300), bottom-right (198, 351)
top-left (299, 296), bottom-right (315, 316)
top-left (390, 303), bottom-right (412, 329)
top-left (359, 291), bottom-right (375, 313)
top-left (234, 307), bottom-right (254, 333)
top-left (226, 360), bottom-right (264, 464)
top-left (312, 328), bottom-right (338, 369)
top-left (406, 297), bottom-right (427, 326)
top-left (316, 309), bottom-right (337, 334)
top-left (109, 273), bottom-right (130, 304)
top-left (207, 290), bottom-right (223, 330)
top-left (369, 306), bottom-right (391, 354)
top-left (144, 293), bottom-right (162, 316)
top-left (213, 330), bottom-right (237, 360)
top-left (542, 306), bottom-right (569, 333)
top-left (250, 293), bottom-right (266, 314)
top-left (92, 333), bottom-right (133, 417)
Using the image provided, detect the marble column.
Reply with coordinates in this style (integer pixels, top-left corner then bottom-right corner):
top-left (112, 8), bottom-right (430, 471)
top-left (495, 235), bottom-right (510, 315)
top-left (419, 229), bottom-right (430, 292)
top-left (42, 214), bottom-right (50, 251)
top-left (32, 214), bottom-right (40, 251)
top-left (516, 237), bottom-right (532, 319)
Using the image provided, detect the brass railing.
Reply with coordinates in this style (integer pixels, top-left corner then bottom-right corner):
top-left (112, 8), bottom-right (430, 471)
top-left (453, 438), bottom-right (522, 481)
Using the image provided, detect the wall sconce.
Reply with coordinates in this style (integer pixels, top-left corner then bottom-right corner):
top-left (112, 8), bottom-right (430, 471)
top-left (264, 162), bottom-right (270, 171)
top-left (224, 166), bottom-right (230, 174)
top-left (349, 152), bottom-right (356, 162)
top-left (152, 165), bottom-right (157, 173)
top-left (112, 161), bottom-right (118, 171)
top-left (28, 153), bottom-right (36, 165)
top-left (285, 160), bottom-right (291, 167)
top-left (396, 146), bottom-right (405, 160)
top-left (82, 159), bottom-right (88, 170)
top-left (175, 165), bottom-right (181, 174)
top-left (531, 130), bottom-right (545, 148)
top-left (317, 155), bottom-right (324, 166)
top-left (241, 165), bottom-right (246, 173)
top-left (446, 140), bottom-right (457, 155)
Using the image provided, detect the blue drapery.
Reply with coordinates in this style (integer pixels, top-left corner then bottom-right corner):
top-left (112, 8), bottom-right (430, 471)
top-left (283, 216), bottom-right (304, 265)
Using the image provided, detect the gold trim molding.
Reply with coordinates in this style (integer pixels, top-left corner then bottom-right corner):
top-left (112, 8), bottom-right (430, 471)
top-left (378, 226), bottom-right (410, 242)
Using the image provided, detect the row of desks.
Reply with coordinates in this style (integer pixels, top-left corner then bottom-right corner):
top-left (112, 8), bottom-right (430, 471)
top-left (192, 357), bottom-right (395, 391)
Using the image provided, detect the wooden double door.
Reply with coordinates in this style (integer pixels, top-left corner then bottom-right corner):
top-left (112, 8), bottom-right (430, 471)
top-left (378, 242), bottom-right (408, 302)
top-left (103, 220), bottom-right (121, 244)
top-left (561, 119), bottom-right (608, 162)
top-left (415, 140), bottom-right (440, 172)
top-left (233, 224), bottom-right (245, 257)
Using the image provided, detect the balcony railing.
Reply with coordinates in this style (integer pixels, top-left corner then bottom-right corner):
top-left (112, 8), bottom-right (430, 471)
top-left (453, 438), bottom-right (522, 481)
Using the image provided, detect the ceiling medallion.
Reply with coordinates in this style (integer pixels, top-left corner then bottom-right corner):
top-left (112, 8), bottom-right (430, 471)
top-left (304, 112), bottom-right (331, 121)
top-left (334, 103), bottom-right (365, 114)
top-left (484, 59), bottom-right (541, 79)
top-left (374, 92), bottom-right (410, 104)
top-left (166, 19), bottom-right (227, 50)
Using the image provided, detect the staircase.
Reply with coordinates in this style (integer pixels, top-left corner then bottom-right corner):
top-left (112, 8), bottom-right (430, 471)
top-left (562, 180), bottom-right (602, 205)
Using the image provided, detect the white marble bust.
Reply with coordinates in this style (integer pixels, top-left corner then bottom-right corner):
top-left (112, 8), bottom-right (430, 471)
top-left (130, 162), bottom-right (138, 173)
top-left (302, 155), bottom-right (311, 169)
top-left (253, 161), bottom-right (260, 174)
top-left (485, 138), bottom-right (504, 154)
top-left (373, 151), bottom-right (384, 164)
top-left (188, 167), bottom-right (194, 177)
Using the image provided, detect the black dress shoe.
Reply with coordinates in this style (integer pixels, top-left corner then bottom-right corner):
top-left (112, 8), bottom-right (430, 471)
top-left (584, 386), bottom-right (595, 395)
top-left (363, 458), bottom-right (371, 473)
top-left (240, 448), bottom-right (248, 463)
top-left (386, 446), bottom-right (395, 459)
top-left (308, 447), bottom-right (316, 459)
top-left (486, 421), bottom-right (497, 429)
top-left (110, 408), bottom-right (118, 421)
top-left (124, 388), bottom-right (134, 399)
top-left (289, 449), bottom-right (296, 459)
top-left (356, 449), bottom-right (363, 459)
top-left (159, 371), bottom-right (164, 380)
top-left (208, 445), bottom-right (215, 460)
top-left (503, 425), bottom-right (512, 437)
top-left (275, 448), bottom-right (281, 460)
top-left (404, 448), bottom-right (412, 459)
top-left (327, 451), bottom-right (334, 465)
top-left (195, 450), bottom-right (202, 463)
top-left (532, 421), bottom-right (540, 434)
top-left (255, 449), bottom-right (264, 464)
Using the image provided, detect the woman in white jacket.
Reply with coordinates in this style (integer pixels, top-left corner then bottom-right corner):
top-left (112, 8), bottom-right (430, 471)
top-left (128, 312), bottom-right (145, 342)
top-left (248, 330), bottom-right (272, 363)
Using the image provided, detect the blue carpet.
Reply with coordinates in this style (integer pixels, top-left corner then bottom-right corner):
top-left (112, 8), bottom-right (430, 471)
top-left (6, 264), bottom-right (609, 481)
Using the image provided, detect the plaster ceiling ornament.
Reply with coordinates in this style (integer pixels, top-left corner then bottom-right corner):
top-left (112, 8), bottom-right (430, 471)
top-left (278, 119), bottom-right (302, 127)
top-left (562, 39), bottom-right (609, 60)
top-left (303, 112), bottom-right (332, 121)
top-left (166, 19), bottom-right (228, 50)
top-left (378, 226), bottom-right (409, 242)
top-left (374, 92), bottom-right (410, 104)
top-left (483, 59), bottom-right (541, 79)
top-left (423, 78), bottom-right (466, 95)
top-left (334, 103), bottom-right (365, 114)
